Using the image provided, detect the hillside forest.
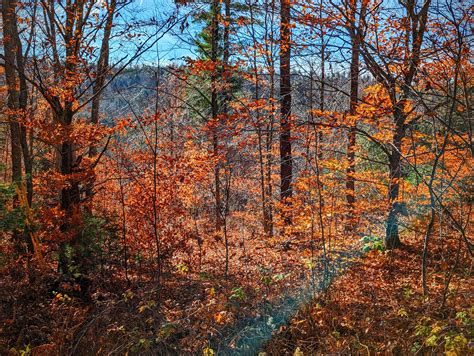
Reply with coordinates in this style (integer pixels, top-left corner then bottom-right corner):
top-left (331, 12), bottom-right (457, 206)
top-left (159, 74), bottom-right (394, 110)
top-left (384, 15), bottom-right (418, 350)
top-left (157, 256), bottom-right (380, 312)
top-left (0, 0), bottom-right (472, 354)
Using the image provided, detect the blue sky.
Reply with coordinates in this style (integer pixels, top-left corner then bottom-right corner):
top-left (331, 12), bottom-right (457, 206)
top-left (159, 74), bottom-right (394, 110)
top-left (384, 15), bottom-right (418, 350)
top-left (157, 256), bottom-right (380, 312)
top-left (132, 0), bottom-right (199, 64)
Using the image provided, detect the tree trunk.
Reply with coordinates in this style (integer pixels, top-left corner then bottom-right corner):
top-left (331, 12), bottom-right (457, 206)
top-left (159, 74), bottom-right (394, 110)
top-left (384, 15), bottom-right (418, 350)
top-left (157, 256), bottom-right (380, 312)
top-left (345, 0), bottom-right (360, 231)
top-left (1, 0), bottom-right (33, 252)
top-left (58, 109), bottom-right (81, 274)
top-left (265, 62), bottom-right (275, 237)
top-left (279, 0), bottom-right (292, 222)
top-left (210, 0), bottom-right (223, 234)
top-left (10, 0), bottom-right (32, 206)
top-left (385, 108), bottom-right (405, 249)
top-left (86, 0), bottom-right (116, 205)
top-left (2, 0), bottom-right (22, 184)
top-left (317, 0), bottom-right (325, 161)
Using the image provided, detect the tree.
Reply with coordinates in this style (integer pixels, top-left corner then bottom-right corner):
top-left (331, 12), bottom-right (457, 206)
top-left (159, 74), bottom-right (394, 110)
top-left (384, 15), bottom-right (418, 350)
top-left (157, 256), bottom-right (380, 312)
top-left (86, 0), bottom-right (117, 204)
top-left (352, 0), bottom-right (431, 248)
top-left (344, 0), bottom-right (366, 231)
top-left (279, 0), bottom-right (292, 223)
top-left (19, 0), bottom-right (174, 276)
top-left (1, 0), bottom-right (33, 252)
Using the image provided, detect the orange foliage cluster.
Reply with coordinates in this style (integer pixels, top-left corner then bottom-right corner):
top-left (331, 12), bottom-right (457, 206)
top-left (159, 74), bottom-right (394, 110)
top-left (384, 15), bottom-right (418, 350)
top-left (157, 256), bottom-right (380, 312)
top-left (0, 0), bottom-right (472, 354)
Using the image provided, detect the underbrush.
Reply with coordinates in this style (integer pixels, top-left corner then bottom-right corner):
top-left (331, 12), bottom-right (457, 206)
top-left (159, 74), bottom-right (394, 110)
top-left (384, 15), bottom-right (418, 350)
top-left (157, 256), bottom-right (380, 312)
top-left (0, 232), bottom-right (360, 355)
top-left (264, 233), bottom-right (473, 355)
top-left (2, 220), bottom-right (471, 355)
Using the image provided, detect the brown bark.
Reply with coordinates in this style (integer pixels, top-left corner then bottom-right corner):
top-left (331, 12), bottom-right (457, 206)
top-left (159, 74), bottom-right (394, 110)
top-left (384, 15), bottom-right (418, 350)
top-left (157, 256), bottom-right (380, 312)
top-left (54, 0), bottom-right (87, 274)
top-left (2, 0), bottom-right (23, 187)
top-left (265, 62), bottom-right (275, 237)
top-left (210, 0), bottom-right (223, 234)
top-left (86, 0), bottom-right (117, 204)
top-left (385, 105), bottom-right (405, 248)
top-left (345, 0), bottom-right (366, 231)
top-left (356, 0), bottom-right (431, 248)
top-left (279, 0), bottom-right (292, 223)
top-left (2, 0), bottom-right (33, 253)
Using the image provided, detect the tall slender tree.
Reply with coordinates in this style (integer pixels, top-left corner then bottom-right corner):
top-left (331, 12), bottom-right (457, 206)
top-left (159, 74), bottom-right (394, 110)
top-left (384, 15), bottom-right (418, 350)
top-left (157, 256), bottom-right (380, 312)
top-left (353, 0), bottom-right (431, 248)
top-left (279, 0), bottom-right (292, 223)
top-left (86, 0), bottom-right (117, 204)
top-left (1, 0), bottom-right (33, 249)
top-left (345, 0), bottom-right (366, 231)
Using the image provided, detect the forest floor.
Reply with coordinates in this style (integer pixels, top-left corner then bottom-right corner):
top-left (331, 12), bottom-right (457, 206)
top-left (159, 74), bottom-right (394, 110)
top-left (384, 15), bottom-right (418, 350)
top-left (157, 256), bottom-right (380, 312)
top-left (0, 232), bottom-right (359, 355)
top-left (1, 230), bottom-right (472, 355)
top-left (263, 233), bottom-right (473, 355)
